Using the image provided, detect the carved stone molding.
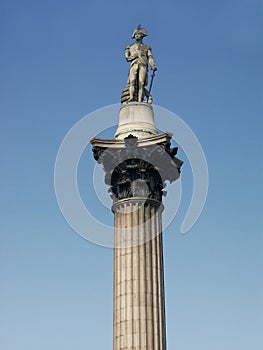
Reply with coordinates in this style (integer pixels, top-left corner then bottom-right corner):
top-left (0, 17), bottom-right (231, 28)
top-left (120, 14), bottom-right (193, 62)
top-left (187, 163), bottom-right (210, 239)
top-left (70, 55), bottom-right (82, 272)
top-left (92, 134), bottom-right (183, 205)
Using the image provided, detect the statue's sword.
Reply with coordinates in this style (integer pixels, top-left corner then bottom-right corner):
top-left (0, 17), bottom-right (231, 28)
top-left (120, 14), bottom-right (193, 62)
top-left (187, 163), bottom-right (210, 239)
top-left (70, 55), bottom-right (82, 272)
top-left (147, 69), bottom-right (156, 101)
top-left (148, 70), bottom-right (156, 95)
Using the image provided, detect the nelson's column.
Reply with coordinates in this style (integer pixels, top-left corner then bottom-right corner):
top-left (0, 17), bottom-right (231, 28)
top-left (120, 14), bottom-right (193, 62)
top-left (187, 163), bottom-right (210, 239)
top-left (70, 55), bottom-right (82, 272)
top-left (91, 25), bottom-right (183, 350)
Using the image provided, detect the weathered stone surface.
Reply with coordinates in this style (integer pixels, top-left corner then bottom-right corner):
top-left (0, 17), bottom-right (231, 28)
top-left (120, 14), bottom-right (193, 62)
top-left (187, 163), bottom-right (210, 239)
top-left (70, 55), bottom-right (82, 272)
top-left (115, 103), bottom-right (157, 140)
top-left (91, 129), bottom-right (182, 350)
top-left (113, 203), bottom-right (166, 350)
top-left (91, 134), bottom-right (183, 207)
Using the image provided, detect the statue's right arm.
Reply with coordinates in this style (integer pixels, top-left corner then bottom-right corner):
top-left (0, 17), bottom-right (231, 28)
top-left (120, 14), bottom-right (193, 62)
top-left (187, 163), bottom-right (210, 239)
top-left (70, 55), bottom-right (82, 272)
top-left (125, 45), bottom-right (135, 62)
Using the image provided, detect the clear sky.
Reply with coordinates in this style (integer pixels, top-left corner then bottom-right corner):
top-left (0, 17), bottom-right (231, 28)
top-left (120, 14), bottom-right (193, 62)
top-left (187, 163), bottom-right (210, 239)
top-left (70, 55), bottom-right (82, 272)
top-left (1, 0), bottom-right (262, 349)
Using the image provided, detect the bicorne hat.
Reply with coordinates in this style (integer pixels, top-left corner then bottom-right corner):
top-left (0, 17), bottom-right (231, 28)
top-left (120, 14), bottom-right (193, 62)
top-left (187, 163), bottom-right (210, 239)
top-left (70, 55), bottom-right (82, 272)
top-left (132, 24), bottom-right (148, 38)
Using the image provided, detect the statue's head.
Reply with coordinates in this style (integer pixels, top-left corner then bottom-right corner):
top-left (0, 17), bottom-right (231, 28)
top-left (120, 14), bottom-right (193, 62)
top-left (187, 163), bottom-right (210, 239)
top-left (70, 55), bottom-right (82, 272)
top-left (132, 24), bottom-right (148, 39)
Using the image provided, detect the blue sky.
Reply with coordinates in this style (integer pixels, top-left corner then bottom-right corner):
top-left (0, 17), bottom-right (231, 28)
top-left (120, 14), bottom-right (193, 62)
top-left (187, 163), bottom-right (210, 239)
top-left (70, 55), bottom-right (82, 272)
top-left (1, 0), bottom-right (262, 349)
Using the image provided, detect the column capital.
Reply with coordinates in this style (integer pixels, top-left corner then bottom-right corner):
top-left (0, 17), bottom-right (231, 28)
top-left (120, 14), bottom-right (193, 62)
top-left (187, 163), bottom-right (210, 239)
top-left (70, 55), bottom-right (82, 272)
top-left (91, 133), bottom-right (183, 205)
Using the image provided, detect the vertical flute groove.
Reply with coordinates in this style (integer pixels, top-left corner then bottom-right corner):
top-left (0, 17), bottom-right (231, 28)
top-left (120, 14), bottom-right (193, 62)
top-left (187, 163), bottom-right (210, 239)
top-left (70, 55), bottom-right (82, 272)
top-left (113, 213), bottom-right (117, 350)
top-left (159, 215), bottom-right (167, 349)
top-left (137, 204), bottom-right (141, 348)
top-left (156, 213), bottom-right (163, 349)
top-left (120, 205), bottom-right (125, 349)
top-left (139, 203), bottom-right (146, 348)
top-left (147, 205), bottom-right (154, 349)
top-left (150, 205), bottom-right (157, 350)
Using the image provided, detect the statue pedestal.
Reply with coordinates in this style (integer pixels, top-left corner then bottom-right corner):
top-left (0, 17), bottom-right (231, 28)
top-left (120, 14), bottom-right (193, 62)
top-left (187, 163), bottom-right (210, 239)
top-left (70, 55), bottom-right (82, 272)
top-left (115, 102), bottom-right (158, 140)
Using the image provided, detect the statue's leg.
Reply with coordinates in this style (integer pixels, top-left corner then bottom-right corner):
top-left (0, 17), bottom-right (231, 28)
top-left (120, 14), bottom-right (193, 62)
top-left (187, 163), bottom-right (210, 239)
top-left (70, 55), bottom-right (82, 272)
top-left (128, 82), bottom-right (135, 102)
top-left (128, 65), bottom-right (137, 102)
top-left (138, 66), bottom-right (147, 102)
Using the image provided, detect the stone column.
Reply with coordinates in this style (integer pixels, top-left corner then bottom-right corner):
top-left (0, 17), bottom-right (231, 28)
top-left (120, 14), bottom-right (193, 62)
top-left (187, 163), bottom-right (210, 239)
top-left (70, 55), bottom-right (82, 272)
top-left (91, 131), bottom-right (183, 350)
top-left (113, 199), bottom-right (166, 350)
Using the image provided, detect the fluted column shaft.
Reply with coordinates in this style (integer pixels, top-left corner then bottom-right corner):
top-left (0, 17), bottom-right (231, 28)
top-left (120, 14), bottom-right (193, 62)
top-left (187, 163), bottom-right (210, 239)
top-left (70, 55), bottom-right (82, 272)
top-left (91, 133), bottom-right (183, 350)
top-left (113, 200), bottom-right (166, 350)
